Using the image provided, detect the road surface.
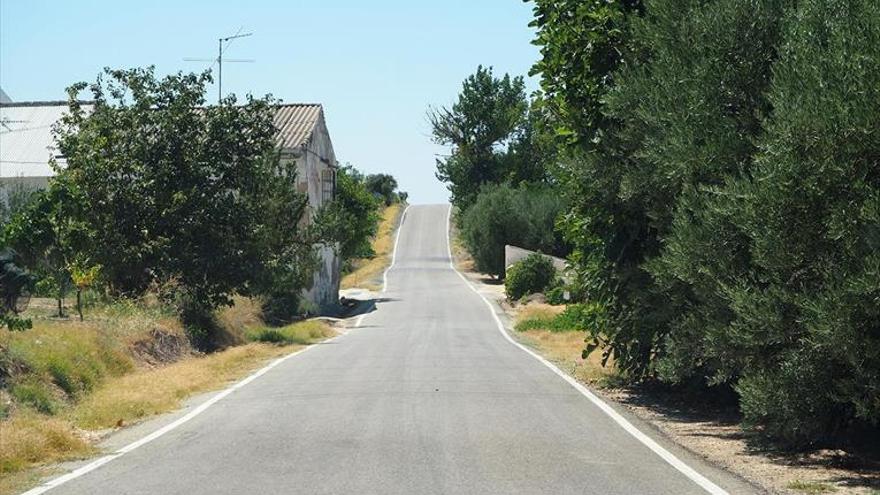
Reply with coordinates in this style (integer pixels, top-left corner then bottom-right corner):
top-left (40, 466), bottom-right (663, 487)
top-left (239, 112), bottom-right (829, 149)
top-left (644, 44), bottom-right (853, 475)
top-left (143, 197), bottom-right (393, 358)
top-left (32, 204), bottom-right (755, 495)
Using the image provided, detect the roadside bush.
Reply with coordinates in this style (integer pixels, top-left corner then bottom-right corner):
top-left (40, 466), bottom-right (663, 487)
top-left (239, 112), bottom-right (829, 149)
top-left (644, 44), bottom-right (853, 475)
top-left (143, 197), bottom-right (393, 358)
top-left (317, 166), bottom-right (382, 264)
top-left (724, 0), bottom-right (880, 446)
top-left (10, 380), bottom-right (60, 415)
top-left (505, 254), bottom-right (556, 301)
top-left (520, 0), bottom-right (880, 448)
top-left (5, 326), bottom-right (133, 400)
top-left (545, 285), bottom-right (567, 305)
top-left (246, 321), bottom-right (331, 345)
top-left (515, 302), bottom-right (605, 334)
top-left (460, 184), bottom-right (567, 278)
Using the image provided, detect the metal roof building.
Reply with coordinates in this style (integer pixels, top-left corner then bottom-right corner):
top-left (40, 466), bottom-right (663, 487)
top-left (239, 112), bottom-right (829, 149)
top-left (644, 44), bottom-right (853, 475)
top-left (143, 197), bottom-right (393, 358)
top-left (0, 101), bottom-right (332, 178)
top-left (0, 100), bottom-right (340, 311)
top-left (0, 101), bottom-right (89, 178)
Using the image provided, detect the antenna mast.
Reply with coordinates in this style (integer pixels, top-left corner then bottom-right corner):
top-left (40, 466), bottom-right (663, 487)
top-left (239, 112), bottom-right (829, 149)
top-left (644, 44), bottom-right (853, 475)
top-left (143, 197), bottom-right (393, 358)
top-left (218, 32), bottom-right (252, 104)
top-left (184, 30), bottom-right (253, 104)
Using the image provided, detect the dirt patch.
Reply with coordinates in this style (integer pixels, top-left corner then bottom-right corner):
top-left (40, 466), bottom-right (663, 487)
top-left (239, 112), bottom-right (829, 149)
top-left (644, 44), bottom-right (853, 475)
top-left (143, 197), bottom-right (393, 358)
top-left (128, 327), bottom-right (190, 367)
top-left (602, 386), bottom-right (880, 494)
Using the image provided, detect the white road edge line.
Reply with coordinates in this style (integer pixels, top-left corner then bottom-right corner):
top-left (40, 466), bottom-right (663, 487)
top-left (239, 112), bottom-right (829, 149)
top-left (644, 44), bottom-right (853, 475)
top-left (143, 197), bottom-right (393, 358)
top-left (22, 336), bottom-right (343, 495)
top-left (354, 204), bottom-right (410, 329)
top-left (31, 205), bottom-right (421, 493)
top-left (443, 205), bottom-right (729, 495)
top-left (382, 204), bottom-right (411, 294)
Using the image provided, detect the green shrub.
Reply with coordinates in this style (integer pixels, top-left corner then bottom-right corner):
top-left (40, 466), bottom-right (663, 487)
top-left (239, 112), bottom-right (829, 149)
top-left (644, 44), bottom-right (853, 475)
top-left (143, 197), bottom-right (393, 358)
top-left (528, 0), bottom-right (880, 448)
top-left (6, 328), bottom-right (133, 401)
top-left (247, 328), bottom-right (290, 344)
top-left (10, 380), bottom-right (60, 414)
top-left (506, 254), bottom-right (557, 301)
top-left (460, 184), bottom-right (567, 278)
top-left (515, 303), bottom-right (605, 333)
top-left (246, 321), bottom-right (330, 345)
top-left (725, 0), bottom-right (880, 446)
top-left (545, 285), bottom-right (568, 305)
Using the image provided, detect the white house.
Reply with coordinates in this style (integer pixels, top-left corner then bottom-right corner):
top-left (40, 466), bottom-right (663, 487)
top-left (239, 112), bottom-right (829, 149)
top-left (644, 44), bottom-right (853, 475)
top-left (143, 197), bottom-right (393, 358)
top-left (0, 100), bottom-right (340, 312)
top-left (273, 104), bottom-right (340, 311)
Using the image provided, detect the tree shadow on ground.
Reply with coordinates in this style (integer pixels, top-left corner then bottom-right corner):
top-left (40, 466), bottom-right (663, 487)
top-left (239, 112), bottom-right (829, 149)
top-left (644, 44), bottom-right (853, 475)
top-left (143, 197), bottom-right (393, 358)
top-left (607, 380), bottom-right (880, 485)
top-left (338, 296), bottom-right (399, 319)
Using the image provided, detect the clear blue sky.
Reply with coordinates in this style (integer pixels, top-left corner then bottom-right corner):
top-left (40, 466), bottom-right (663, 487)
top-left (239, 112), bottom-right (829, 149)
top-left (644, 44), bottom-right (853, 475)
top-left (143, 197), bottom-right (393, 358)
top-left (0, 0), bottom-right (540, 204)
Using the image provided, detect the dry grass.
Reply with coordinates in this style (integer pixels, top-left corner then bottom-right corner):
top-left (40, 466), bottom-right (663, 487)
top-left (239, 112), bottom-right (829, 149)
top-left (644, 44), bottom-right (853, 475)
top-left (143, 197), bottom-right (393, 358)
top-left (0, 310), bottom-right (333, 485)
top-left (0, 413), bottom-right (92, 475)
top-left (788, 481), bottom-right (840, 494)
top-left (246, 320), bottom-right (335, 345)
top-left (516, 303), bottom-right (566, 323)
top-left (70, 342), bottom-right (300, 429)
top-left (215, 295), bottom-right (265, 345)
top-left (341, 203), bottom-right (403, 290)
top-left (450, 217), bottom-right (475, 272)
top-left (512, 302), bottom-right (616, 386)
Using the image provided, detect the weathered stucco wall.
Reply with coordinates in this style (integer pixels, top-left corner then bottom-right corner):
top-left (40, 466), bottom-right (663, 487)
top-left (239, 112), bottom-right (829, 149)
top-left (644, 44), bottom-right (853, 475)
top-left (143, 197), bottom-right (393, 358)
top-left (290, 113), bottom-right (340, 313)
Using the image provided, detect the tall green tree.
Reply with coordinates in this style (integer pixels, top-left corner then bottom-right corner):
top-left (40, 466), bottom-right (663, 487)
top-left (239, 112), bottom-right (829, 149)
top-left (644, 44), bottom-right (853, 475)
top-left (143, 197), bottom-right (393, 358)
top-left (590, 0), bottom-right (791, 380)
top-left (719, 0), bottom-right (880, 446)
top-left (527, 0), bottom-right (643, 146)
top-left (317, 165), bottom-right (382, 263)
top-left (364, 173), bottom-right (401, 206)
top-left (54, 67), bottom-right (314, 320)
top-left (1, 178), bottom-right (89, 317)
top-left (429, 66), bottom-right (530, 211)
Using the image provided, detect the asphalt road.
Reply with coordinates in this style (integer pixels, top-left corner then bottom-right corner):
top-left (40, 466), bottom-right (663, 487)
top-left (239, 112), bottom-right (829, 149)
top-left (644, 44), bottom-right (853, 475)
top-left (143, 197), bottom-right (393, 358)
top-left (33, 204), bottom-right (755, 495)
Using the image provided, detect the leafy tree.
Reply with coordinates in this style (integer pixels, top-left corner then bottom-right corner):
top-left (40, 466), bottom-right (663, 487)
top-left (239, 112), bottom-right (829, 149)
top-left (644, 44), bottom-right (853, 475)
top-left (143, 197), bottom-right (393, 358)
top-left (315, 165), bottom-right (381, 266)
top-left (527, 0), bottom-right (643, 146)
top-left (720, 0), bottom-right (880, 446)
top-left (249, 164), bottom-right (316, 326)
top-left (460, 184), bottom-right (567, 278)
top-left (1, 179), bottom-right (88, 317)
top-left (69, 262), bottom-right (100, 322)
top-left (0, 249), bottom-right (34, 330)
top-left (429, 66), bottom-right (531, 211)
top-left (505, 253), bottom-right (557, 301)
top-left (364, 173), bottom-right (400, 206)
top-left (581, 0), bottom-right (791, 380)
top-left (54, 67), bottom-right (315, 328)
top-left (528, 0), bottom-right (880, 447)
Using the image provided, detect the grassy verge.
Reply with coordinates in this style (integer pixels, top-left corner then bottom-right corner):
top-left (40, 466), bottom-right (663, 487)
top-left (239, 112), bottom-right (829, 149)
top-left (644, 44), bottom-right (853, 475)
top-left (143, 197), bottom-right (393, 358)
top-left (341, 203), bottom-right (404, 290)
top-left (512, 303), bottom-right (618, 386)
top-left (0, 298), bottom-right (333, 494)
top-left (787, 481), bottom-right (840, 494)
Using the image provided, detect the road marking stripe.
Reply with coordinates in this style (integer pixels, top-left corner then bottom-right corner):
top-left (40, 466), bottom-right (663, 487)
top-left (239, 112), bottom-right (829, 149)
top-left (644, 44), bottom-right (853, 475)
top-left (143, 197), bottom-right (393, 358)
top-left (21, 336), bottom-right (344, 495)
top-left (382, 204), bottom-right (410, 294)
top-left (442, 205), bottom-right (729, 495)
top-left (353, 204), bottom-right (411, 330)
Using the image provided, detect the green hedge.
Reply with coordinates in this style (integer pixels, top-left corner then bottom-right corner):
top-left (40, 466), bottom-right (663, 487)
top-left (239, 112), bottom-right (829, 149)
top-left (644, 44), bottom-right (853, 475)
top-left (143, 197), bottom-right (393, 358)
top-left (505, 254), bottom-right (556, 301)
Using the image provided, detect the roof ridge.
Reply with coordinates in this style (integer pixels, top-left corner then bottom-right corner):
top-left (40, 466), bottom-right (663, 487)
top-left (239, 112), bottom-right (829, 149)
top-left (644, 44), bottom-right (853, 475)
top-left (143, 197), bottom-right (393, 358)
top-left (274, 102), bottom-right (322, 107)
top-left (0, 100), bottom-right (93, 108)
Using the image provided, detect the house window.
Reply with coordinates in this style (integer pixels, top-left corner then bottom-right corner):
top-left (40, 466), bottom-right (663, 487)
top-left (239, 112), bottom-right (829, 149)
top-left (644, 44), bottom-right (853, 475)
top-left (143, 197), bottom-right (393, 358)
top-left (321, 169), bottom-right (336, 205)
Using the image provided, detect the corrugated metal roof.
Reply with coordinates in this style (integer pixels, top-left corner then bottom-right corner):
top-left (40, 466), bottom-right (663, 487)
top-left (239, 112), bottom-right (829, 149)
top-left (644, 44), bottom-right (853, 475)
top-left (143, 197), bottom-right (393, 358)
top-left (0, 102), bottom-right (324, 178)
top-left (0, 102), bottom-right (91, 178)
top-left (273, 103), bottom-right (323, 149)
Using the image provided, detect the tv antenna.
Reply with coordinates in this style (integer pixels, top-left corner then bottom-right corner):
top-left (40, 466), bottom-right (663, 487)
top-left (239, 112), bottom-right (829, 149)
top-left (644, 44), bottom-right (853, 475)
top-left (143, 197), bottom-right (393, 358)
top-left (184, 29), bottom-right (254, 104)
